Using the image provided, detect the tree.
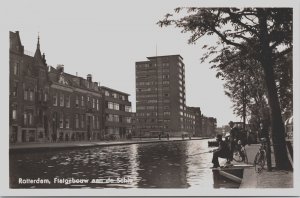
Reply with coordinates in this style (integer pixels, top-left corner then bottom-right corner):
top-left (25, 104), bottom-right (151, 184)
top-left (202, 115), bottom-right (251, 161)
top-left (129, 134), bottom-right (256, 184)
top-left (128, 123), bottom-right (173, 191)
top-left (158, 8), bottom-right (292, 170)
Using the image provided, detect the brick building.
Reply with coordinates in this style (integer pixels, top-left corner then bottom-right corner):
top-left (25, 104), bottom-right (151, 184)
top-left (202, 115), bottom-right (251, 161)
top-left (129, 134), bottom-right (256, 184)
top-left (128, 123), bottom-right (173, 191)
top-left (186, 107), bottom-right (202, 137)
top-left (9, 31), bottom-right (50, 143)
top-left (48, 66), bottom-right (103, 141)
top-left (101, 86), bottom-right (132, 139)
top-left (9, 31), bottom-right (132, 143)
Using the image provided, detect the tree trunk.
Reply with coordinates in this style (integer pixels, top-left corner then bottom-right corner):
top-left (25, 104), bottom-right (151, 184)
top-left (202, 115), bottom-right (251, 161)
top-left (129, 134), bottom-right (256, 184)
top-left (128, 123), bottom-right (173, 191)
top-left (257, 8), bottom-right (291, 170)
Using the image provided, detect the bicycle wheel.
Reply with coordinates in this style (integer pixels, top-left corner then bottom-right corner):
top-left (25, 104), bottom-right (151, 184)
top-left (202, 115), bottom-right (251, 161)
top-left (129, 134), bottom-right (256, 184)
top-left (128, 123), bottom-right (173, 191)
top-left (254, 151), bottom-right (265, 173)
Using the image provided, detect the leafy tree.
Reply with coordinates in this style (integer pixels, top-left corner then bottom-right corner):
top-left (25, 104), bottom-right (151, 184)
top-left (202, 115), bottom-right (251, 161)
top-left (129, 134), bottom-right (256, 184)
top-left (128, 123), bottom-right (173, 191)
top-left (158, 8), bottom-right (292, 169)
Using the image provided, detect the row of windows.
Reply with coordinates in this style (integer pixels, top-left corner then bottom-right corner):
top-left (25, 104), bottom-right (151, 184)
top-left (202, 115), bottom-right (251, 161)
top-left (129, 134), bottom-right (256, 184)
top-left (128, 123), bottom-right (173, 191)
top-left (179, 112), bottom-right (196, 119)
top-left (137, 81), bottom-right (170, 86)
top-left (53, 93), bottom-right (100, 110)
top-left (23, 90), bottom-right (35, 101)
top-left (74, 114), bottom-right (100, 130)
top-left (136, 62), bottom-right (170, 69)
top-left (107, 102), bottom-right (131, 112)
top-left (106, 114), bottom-right (131, 123)
top-left (104, 90), bottom-right (127, 101)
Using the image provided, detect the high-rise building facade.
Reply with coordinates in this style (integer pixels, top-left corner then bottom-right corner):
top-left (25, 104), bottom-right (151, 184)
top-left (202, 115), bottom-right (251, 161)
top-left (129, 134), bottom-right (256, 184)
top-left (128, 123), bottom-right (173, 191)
top-left (136, 55), bottom-right (186, 137)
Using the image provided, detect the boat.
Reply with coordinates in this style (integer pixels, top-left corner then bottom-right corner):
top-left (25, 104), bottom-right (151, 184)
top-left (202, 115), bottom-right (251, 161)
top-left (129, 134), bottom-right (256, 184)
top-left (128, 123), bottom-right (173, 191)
top-left (212, 164), bottom-right (253, 185)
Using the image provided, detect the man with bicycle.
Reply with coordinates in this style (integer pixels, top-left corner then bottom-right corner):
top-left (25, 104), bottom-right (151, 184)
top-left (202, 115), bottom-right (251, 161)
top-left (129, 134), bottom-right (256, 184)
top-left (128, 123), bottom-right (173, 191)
top-left (228, 121), bottom-right (246, 162)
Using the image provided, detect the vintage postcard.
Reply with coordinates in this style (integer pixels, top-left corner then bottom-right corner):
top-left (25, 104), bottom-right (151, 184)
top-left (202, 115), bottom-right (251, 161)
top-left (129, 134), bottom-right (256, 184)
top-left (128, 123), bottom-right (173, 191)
top-left (0, 0), bottom-right (299, 196)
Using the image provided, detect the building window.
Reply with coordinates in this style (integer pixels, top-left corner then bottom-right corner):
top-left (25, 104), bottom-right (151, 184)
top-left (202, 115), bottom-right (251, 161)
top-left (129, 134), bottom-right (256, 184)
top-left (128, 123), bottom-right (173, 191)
top-left (107, 114), bottom-right (113, 122)
top-left (75, 114), bottom-right (79, 129)
top-left (81, 114), bottom-right (85, 128)
top-left (59, 113), bottom-right (64, 128)
top-left (114, 115), bottom-right (119, 122)
top-left (126, 117), bottom-right (131, 123)
top-left (44, 92), bottom-right (48, 102)
top-left (164, 112), bottom-right (170, 116)
top-left (125, 106), bottom-right (131, 112)
top-left (65, 118), bottom-right (70, 129)
top-left (23, 113), bottom-right (27, 125)
top-left (81, 96), bottom-right (85, 106)
top-left (66, 95), bottom-right (70, 108)
top-left (12, 82), bottom-right (18, 97)
top-left (24, 90), bottom-right (28, 100)
top-left (59, 94), bottom-right (64, 106)
top-left (76, 95), bottom-right (79, 107)
top-left (108, 102), bottom-right (114, 109)
top-left (53, 94), bottom-right (57, 106)
top-left (114, 103), bottom-right (119, 110)
top-left (105, 91), bottom-right (109, 96)
top-left (96, 99), bottom-right (99, 110)
top-left (12, 109), bottom-right (17, 120)
top-left (121, 95), bottom-right (125, 101)
top-left (29, 90), bottom-right (33, 101)
top-left (92, 98), bottom-right (95, 109)
top-left (112, 93), bottom-right (118, 98)
top-left (28, 113), bottom-right (33, 125)
top-left (96, 116), bottom-right (99, 129)
top-left (93, 116), bottom-right (95, 129)
top-left (13, 63), bottom-right (19, 76)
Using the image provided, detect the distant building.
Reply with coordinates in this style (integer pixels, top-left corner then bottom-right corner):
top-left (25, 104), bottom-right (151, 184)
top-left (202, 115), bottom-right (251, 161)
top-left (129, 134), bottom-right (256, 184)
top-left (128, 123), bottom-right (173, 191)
top-left (100, 86), bottom-right (132, 139)
top-left (135, 55), bottom-right (187, 137)
top-left (186, 107), bottom-right (202, 137)
top-left (202, 116), bottom-right (217, 137)
top-left (131, 112), bottom-right (137, 137)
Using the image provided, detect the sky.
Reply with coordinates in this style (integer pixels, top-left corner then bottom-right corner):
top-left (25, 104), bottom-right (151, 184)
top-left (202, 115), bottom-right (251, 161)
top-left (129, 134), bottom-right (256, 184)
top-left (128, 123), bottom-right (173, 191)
top-left (1, 0), bottom-right (243, 126)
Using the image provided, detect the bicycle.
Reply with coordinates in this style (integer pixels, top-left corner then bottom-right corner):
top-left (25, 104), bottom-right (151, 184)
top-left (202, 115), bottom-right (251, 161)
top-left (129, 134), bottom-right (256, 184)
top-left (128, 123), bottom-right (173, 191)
top-left (233, 140), bottom-right (248, 163)
top-left (254, 138), bottom-right (267, 173)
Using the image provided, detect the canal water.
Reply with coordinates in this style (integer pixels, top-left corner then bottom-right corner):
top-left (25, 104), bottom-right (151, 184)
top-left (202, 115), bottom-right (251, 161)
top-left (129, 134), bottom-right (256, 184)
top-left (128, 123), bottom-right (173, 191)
top-left (10, 139), bottom-right (240, 188)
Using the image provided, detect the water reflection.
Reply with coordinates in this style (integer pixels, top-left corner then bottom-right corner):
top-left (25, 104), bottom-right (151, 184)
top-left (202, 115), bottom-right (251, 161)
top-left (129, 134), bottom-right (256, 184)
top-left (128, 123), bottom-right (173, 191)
top-left (10, 139), bottom-right (239, 188)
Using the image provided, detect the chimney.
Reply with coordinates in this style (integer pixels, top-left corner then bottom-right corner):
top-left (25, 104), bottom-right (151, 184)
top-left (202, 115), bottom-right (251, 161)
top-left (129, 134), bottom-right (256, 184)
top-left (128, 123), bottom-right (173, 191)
top-left (42, 53), bottom-right (46, 64)
top-left (56, 64), bottom-right (64, 73)
top-left (87, 74), bottom-right (92, 82)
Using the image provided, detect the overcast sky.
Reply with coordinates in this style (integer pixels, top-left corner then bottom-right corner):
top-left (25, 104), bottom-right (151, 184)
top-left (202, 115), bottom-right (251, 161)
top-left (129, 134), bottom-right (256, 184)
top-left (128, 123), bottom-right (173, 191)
top-left (1, 0), bottom-right (248, 126)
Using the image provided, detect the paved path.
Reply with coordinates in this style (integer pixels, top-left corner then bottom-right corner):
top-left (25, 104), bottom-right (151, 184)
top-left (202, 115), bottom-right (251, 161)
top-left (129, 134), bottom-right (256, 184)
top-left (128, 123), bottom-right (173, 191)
top-left (240, 144), bottom-right (293, 188)
top-left (9, 137), bottom-right (208, 151)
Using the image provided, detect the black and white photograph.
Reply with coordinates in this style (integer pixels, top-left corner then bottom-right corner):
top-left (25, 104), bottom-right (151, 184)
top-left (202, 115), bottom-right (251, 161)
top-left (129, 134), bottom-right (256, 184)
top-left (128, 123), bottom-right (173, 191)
top-left (0, 0), bottom-right (299, 196)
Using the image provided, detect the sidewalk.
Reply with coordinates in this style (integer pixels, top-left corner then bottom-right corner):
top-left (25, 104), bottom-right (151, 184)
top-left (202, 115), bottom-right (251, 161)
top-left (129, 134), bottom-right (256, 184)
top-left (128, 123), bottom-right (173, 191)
top-left (9, 137), bottom-right (208, 151)
top-left (240, 144), bottom-right (293, 188)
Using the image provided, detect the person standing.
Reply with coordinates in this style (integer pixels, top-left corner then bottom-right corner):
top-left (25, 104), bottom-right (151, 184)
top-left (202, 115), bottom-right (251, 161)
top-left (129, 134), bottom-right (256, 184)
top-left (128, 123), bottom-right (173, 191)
top-left (228, 121), bottom-right (239, 161)
top-left (259, 121), bottom-right (272, 171)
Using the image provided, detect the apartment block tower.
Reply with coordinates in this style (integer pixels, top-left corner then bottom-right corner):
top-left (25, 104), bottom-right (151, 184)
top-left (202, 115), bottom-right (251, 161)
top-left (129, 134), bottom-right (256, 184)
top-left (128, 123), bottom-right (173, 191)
top-left (135, 55), bottom-right (186, 137)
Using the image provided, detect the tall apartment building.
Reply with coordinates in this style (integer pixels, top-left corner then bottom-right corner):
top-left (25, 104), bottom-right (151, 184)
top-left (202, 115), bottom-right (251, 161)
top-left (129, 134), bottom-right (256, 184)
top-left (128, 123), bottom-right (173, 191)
top-left (136, 55), bottom-right (186, 137)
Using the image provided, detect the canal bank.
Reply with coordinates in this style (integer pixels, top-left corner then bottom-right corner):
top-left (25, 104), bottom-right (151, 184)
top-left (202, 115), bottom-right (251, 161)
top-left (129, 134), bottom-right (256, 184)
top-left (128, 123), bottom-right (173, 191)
top-left (240, 144), bottom-right (293, 188)
top-left (9, 137), bottom-right (210, 152)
